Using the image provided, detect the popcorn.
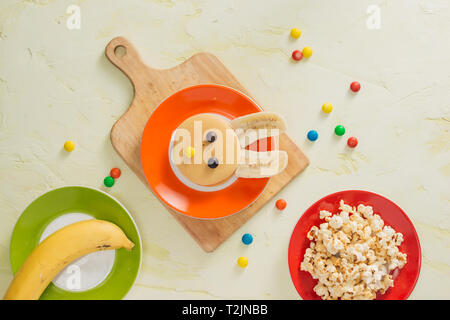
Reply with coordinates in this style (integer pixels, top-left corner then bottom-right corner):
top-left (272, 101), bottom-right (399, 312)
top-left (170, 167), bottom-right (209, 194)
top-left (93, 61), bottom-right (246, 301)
top-left (329, 215), bottom-right (343, 229)
top-left (370, 214), bottom-right (384, 231)
top-left (300, 200), bottom-right (407, 300)
top-left (320, 210), bottom-right (332, 220)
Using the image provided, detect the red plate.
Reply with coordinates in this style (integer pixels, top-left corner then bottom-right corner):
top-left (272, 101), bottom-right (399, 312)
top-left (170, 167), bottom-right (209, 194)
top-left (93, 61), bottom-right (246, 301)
top-left (288, 190), bottom-right (421, 300)
top-left (141, 84), bottom-right (271, 219)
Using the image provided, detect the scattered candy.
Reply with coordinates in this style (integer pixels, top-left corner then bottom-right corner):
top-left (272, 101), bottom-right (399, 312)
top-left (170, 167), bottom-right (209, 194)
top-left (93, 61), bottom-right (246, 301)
top-left (237, 256), bottom-right (248, 268)
top-left (350, 81), bottom-right (361, 92)
top-left (64, 140), bottom-right (75, 152)
top-left (208, 157), bottom-right (219, 169)
top-left (322, 102), bottom-right (333, 114)
top-left (110, 168), bottom-right (121, 179)
top-left (302, 46), bottom-right (313, 58)
top-left (292, 50), bottom-right (303, 61)
top-left (347, 137), bottom-right (358, 148)
top-left (334, 125), bottom-right (346, 136)
top-left (242, 233), bottom-right (253, 245)
top-left (206, 131), bottom-right (217, 143)
top-left (104, 176), bottom-right (115, 188)
top-left (184, 146), bottom-right (195, 158)
top-left (290, 28), bottom-right (302, 39)
top-left (276, 199), bottom-right (287, 210)
top-left (307, 130), bottom-right (318, 141)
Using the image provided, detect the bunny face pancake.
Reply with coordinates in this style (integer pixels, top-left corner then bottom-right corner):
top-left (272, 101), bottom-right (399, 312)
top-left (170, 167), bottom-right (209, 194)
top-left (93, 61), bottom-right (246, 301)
top-left (170, 112), bottom-right (289, 188)
top-left (171, 114), bottom-right (241, 187)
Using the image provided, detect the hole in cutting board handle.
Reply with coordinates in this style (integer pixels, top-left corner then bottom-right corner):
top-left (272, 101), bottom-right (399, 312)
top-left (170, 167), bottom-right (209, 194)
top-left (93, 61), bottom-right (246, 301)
top-left (114, 45), bottom-right (127, 58)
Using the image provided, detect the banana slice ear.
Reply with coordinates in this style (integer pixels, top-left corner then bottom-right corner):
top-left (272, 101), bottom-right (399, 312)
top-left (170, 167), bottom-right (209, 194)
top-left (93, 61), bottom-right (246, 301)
top-left (235, 150), bottom-right (288, 178)
top-left (231, 112), bottom-right (287, 147)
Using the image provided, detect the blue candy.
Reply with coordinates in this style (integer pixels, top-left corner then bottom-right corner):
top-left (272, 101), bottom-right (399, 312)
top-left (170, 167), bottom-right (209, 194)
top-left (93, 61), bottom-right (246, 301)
top-left (242, 233), bottom-right (253, 245)
top-left (307, 130), bottom-right (318, 141)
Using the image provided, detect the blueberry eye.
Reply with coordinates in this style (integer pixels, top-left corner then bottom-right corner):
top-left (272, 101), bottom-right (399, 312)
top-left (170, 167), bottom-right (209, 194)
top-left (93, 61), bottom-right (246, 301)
top-left (206, 131), bottom-right (217, 143)
top-left (207, 157), bottom-right (219, 169)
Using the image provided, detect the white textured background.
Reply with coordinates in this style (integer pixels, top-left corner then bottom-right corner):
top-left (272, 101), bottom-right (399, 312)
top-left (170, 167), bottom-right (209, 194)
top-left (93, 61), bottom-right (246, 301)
top-left (0, 0), bottom-right (449, 299)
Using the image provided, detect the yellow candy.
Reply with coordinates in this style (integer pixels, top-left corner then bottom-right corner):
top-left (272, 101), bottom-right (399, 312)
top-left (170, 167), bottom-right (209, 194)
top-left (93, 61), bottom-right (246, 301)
top-left (64, 140), bottom-right (75, 152)
top-left (290, 28), bottom-right (301, 39)
top-left (322, 102), bottom-right (333, 114)
top-left (237, 256), bottom-right (248, 268)
top-left (302, 46), bottom-right (313, 58)
top-left (184, 146), bottom-right (195, 158)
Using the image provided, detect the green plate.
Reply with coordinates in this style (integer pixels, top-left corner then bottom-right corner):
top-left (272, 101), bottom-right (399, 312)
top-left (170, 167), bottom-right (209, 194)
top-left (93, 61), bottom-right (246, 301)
top-left (9, 186), bottom-right (142, 300)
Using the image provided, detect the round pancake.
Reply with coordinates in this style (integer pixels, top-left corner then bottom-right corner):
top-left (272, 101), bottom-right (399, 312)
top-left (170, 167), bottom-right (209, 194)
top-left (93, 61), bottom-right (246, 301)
top-left (171, 114), bottom-right (241, 186)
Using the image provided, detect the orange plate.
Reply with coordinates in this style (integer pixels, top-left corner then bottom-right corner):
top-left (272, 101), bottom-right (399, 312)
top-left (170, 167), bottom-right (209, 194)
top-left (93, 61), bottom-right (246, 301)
top-left (141, 84), bottom-right (271, 219)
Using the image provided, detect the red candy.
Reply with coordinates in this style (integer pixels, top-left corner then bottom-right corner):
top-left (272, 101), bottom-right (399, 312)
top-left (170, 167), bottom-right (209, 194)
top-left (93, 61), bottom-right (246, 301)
top-left (276, 199), bottom-right (287, 210)
top-left (110, 168), bottom-right (121, 179)
top-left (292, 50), bottom-right (303, 61)
top-left (347, 137), bottom-right (358, 148)
top-left (350, 81), bottom-right (361, 92)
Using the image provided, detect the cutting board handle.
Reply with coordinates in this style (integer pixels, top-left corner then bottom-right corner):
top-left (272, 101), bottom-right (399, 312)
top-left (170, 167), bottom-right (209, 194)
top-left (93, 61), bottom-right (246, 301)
top-left (105, 37), bottom-right (151, 88)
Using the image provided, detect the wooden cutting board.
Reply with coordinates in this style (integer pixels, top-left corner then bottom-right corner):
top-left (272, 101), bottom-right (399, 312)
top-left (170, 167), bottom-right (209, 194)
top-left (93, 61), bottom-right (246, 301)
top-left (105, 37), bottom-right (309, 252)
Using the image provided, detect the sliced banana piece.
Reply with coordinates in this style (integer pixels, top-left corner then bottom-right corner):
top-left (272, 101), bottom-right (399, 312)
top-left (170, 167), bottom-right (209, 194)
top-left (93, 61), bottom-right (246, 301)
top-left (235, 150), bottom-right (288, 178)
top-left (231, 112), bottom-right (287, 147)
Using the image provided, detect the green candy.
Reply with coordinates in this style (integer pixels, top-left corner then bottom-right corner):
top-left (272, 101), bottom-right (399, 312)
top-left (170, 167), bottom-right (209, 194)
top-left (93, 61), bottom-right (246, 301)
top-left (334, 125), bottom-right (346, 136)
top-left (104, 176), bottom-right (115, 187)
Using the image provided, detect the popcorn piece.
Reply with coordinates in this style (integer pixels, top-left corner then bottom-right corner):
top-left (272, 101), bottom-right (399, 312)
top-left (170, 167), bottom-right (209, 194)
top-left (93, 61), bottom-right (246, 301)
top-left (340, 210), bottom-right (350, 223)
top-left (329, 215), bottom-right (343, 229)
top-left (363, 226), bottom-right (372, 239)
top-left (370, 214), bottom-right (384, 232)
top-left (339, 200), bottom-right (353, 213)
top-left (357, 204), bottom-right (373, 218)
top-left (320, 210), bottom-right (332, 220)
top-left (394, 233), bottom-right (404, 246)
top-left (307, 226), bottom-right (319, 240)
top-left (300, 200), bottom-right (407, 300)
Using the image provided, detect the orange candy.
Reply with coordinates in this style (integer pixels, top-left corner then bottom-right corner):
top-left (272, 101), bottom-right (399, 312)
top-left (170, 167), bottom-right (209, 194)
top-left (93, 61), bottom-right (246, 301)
top-left (110, 168), bottom-right (121, 179)
top-left (276, 199), bottom-right (287, 210)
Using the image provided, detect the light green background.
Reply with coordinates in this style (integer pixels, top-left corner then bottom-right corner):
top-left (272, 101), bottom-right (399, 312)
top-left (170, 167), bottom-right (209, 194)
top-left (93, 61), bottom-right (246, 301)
top-left (0, 0), bottom-right (449, 299)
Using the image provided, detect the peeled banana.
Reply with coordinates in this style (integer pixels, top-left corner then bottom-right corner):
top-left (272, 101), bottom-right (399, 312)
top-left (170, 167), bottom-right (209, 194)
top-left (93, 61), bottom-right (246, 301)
top-left (3, 219), bottom-right (134, 300)
top-left (235, 149), bottom-right (288, 178)
top-left (231, 112), bottom-right (287, 147)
